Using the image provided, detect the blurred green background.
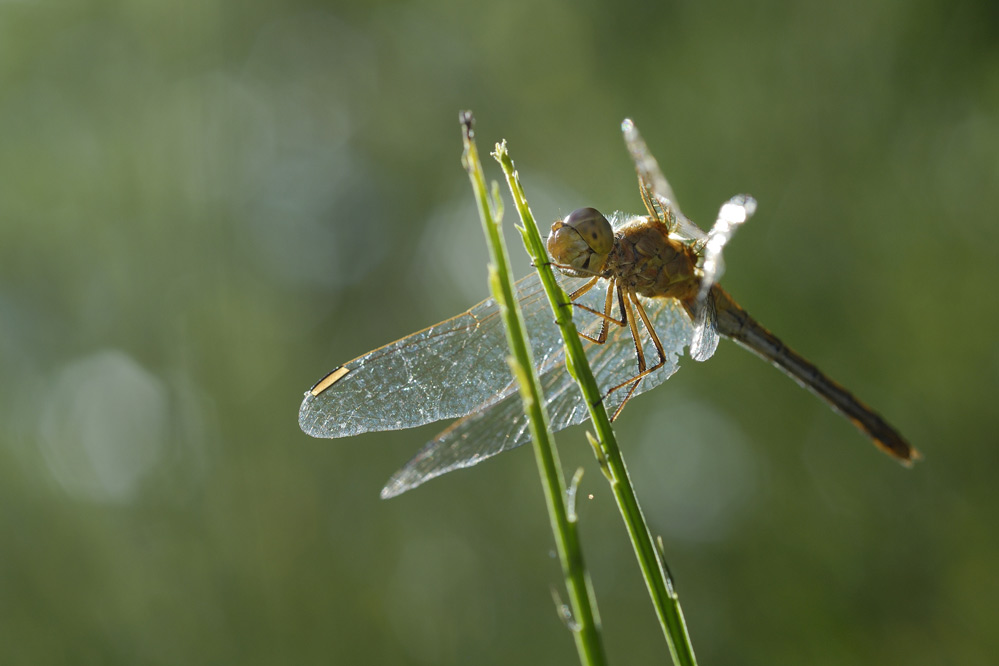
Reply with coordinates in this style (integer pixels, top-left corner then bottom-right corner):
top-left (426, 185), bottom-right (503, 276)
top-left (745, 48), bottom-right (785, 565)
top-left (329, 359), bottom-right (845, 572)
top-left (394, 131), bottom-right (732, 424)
top-left (2, 0), bottom-right (997, 663)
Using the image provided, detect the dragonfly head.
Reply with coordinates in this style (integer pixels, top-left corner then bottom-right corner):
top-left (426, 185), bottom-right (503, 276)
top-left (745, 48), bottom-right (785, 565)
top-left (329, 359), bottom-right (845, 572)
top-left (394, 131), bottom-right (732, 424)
top-left (548, 207), bottom-right (613, 276)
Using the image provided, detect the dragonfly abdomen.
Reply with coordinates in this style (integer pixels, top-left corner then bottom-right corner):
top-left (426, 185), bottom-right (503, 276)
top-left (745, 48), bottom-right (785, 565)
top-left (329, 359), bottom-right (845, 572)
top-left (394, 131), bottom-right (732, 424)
top-left (710, 286), bottom-right (919, 465)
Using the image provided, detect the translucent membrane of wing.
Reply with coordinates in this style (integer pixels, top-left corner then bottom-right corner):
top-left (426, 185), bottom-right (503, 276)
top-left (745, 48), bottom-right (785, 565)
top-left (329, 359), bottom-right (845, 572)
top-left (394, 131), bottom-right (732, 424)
top-left (696, 195), bottom-right (757, 305)
top-left (300, 209), bottom-right (698, 497)
top-left (621, 118), bottom-right (706, 243)
top-left (299, 273), bottom-right (566, 438)
top-left (686, 195), bottom-right (756, 362)
top-left (381, 286), bottom-right (692, 497)
top-left (689, 295), bottom-right (720, 362)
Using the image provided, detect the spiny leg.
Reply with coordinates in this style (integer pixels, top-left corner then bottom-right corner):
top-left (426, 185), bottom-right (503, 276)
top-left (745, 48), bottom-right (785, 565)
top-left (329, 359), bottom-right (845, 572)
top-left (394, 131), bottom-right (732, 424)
top-left (599, 285), bottom-right (647, 421)
top-left (558, 276), bottom-right (604, 342)
top-left (565, 279), bottom-right (668, 422)
top-left (576, 278), bottom-right (614, 344)
top-left (567, 275), bottom-right (600, 301)
top-left (631, 291), bottom-right (668, 373)
top-left (573, 278), bottom-right (627, 345)
top-left (607, 291), bottom-right (670, 420)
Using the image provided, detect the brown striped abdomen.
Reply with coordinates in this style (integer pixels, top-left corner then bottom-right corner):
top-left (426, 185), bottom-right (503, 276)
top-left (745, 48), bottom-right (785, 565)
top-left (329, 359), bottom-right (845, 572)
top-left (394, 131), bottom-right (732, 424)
top-left (708, 286), bottom-right (919, 464)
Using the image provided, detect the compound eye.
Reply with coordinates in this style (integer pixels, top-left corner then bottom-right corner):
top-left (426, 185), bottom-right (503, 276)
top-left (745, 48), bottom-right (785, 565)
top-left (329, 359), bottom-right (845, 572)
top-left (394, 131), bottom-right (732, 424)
top-left (563, 207), bottom-right (613, 255)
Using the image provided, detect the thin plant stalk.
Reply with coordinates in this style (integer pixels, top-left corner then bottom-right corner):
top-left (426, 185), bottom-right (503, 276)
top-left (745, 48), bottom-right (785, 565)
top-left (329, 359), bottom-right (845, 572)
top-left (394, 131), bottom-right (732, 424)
top-left (460, 112), bottom-right (607, 666)
top-left (493, 140), bottom-right (698, 666)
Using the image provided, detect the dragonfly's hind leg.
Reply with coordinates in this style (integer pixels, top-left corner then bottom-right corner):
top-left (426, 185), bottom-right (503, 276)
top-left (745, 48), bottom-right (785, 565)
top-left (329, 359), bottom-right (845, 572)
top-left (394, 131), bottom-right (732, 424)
top-left (605, 290), bottom-right (669, 420)
top-left (566, 280), bottom-right (669, 421)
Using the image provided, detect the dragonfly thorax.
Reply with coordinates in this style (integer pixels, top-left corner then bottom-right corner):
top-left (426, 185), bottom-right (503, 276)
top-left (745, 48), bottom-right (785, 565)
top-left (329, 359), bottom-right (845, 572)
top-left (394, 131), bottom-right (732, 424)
top-left (607, 216), bottom-right (700, 301)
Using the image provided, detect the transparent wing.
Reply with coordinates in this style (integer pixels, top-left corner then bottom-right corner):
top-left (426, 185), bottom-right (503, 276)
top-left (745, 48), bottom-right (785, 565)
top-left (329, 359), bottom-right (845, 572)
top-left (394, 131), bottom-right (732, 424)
top-left (621, 118), bottom-right (707, 243)
top-left (683, 195), bottom-right (756, 363)
top-left (299, 273), bottom-right (567, 438)
top-left (300, 213), bottom-right (654, 439)
top-left (695, 195), bottom-right (757, 306)
top-left (688, 291), bottom-right (720, 362)
top-left (381, 286), bottom-right (693, 497)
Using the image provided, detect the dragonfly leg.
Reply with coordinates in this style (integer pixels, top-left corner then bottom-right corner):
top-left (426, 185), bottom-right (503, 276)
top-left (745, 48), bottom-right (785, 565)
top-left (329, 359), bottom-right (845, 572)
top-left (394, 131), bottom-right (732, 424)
top-left (612, 380), bottom-right (642, 422)
top-left (606, 290), bottom-right (670, 420)
top-left (557, 275), bottom-right (598, 316)
top-left (553, 275), bottom-right (597, 321)
top-left (567, 276), bottom-right (601, 300)
top-left (572, 278), bottom-right (627, 344)
top-left (607, 286), bottom-right (647, 420)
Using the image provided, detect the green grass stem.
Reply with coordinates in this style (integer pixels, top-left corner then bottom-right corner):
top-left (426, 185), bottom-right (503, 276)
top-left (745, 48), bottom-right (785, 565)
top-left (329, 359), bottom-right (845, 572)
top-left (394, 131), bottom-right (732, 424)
top-left (492, 137), bottom-right (698, 666)
top-left (460, 111), bottom-right (606, 666)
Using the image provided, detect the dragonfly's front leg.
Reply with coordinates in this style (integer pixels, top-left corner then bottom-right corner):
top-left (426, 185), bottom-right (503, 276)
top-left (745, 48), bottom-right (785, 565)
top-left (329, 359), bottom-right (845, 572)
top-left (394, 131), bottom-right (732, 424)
top-left (569, 278), bottom-right (628, 344)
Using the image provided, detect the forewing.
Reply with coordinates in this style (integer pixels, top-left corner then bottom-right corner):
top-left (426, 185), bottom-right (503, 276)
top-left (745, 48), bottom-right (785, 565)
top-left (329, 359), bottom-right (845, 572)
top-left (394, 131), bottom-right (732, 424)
top-left (621, 118), bottom-right (706, 242)
top-left (381, 285), bottom-right (693, 497)
top-left (299, 273), bottom-right (567, 438)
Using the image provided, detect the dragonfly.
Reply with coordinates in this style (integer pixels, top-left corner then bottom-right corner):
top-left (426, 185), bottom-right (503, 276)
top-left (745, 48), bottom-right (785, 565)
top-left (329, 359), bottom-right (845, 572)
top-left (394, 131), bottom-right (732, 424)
top-left (300, 119), bottom-right (918, 498)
